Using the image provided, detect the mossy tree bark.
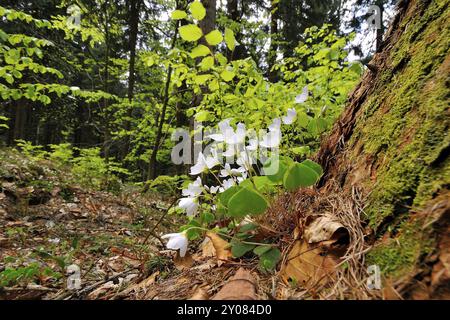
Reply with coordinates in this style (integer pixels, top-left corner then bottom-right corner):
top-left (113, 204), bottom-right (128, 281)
top-left (315, 0), bottom-right (449, 298)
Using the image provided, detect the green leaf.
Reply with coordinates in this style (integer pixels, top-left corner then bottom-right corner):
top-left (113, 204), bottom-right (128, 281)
top-left (171, 10), bottom-right (187, 20)
top-left (349, 62), bottom-right (363, 75)
top-left (329, 48), bottom-right (339, 60)
top-left (205, 30), bottom-right (223, 46)
top-left (189, 1), bottom-right (206, 21)
top-left (8, 34), bottom-right (22, 45)
top-left (220, 69), bottom-right (235, 82)
top-left (183, 219), bottom-right (201, 240)
top-left (179, 24), bottom-right (203, 42)
top-left (224, 28), bottom-right (236, 50)
top-left (297, 111), bottom-right (310, 128)
top-left (201, 212), bottom-right (215, 224)
top-left (238, 223), bottom-right (259, 233)
top-left (263, 156), bottom-right (290, 183)
top-left (283, 162), bottom-right (320, 191)
top-left (259, 248), bottom-right (281, 272)
top-left (254, 245), bottom-right (272, 256)
top-left (252, 176), bottom-right (275, 193)
top-left (307, 118), bottom-right (327, 135)
top-left (292, 146), bottom-right (310, 156)
top-left (228, 186), bottom-right (268, 218)
top-left (190, 44), bottom-right (211, 58)
top-left (4, 73), bottom-right (14, 84)
top-left (215, 53), bottom-right (228, 66)
top-left (199, 56), bottom-right (214, 70)
top-left (301, 159), bottom-right (323, 177)
top-left (195, 110), bottom-right (212, 122)
top-left (208, 79), bottom-right (219, 91)
top-left (193, 74), bottom-right (211, 85)
top-left (143, 56), bottom-right (155, 67)
top-left (218, 185), bottom-right (241, 207)
top-left (231, 241), bottom-right (255, 258)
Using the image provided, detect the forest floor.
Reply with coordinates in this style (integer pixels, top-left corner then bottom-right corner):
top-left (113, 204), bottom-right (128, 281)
top-left (1, 148), bottom-right (446, 300)
top-left (0, 149), bottom-right (278, 300)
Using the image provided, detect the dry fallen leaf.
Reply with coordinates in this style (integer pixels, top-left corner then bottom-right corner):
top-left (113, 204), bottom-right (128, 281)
top-left (280, 240), bottom-right (339, 287)
top-left (189, 284), bottom-right (210, 300)
top-left (88, 281), bottom-right (119, 299)
top-left (304, 215), bottom-right (347, 244)
top-left (174, 252), bottom-right (194, 270)
top-left (206, 231), bottom-right (232, 265)
top-left (119, 272), bottom-right (159, 296)
top-left (200, 236), bottom-right (216, 258)
top-left (212, 268), bottom-right (257, 300)
top-left (192, 260), bottom-right (217, 271)
top-left (281, 215), bottom-right (349, 287)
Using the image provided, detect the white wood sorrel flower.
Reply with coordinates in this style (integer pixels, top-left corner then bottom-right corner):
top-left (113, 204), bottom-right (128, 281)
top-left (179, 177), bottom-right (202, 216)
top-left (295, 85), bottom-right (309, 104)
top-left (282, 108), bottom-right (297, 125)
top-left (208, 119), bottom-right (246, 145)
top-left (190, 150), bottom-right (220, 175)
top-left (161, 232), bottom-right (188, 257)
top-left (219, 163), bottom-right (247, 178)
top-left (260, 118), bottom-right (282, 149)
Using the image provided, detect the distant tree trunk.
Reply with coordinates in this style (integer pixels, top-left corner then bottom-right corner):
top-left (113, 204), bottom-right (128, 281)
top-left (102, 0), bottom-right (112, 160)
top-left (226, 0), bottom-right (246, 61)
top-left (199, 0), bottom-right (217, 48)
top-left (189, 0), bottom-right (217, 164)
top-left (375, 0), bottom-right (384, 51)
top-left (268, 0), bottom-right (279, 82)
top-left (11, 100), bottom-right (28, 143)
top-left (147, 13), bottom-right (180, 180)
top-left (122, 0), bottom-right (142, 160)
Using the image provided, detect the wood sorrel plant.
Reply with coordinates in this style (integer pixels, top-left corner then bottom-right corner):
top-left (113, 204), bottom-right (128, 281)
top-left (165, 91), bottom-right (322, 272)
top-left (161, 1), bottom-right (328, 272)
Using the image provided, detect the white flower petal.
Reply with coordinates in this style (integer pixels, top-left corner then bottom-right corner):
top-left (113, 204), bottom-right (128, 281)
top-left (269, 118), bottom-right (281, 132)
top-left (218, 119), bottom-right (233, 133)
top-left (179, 197), bottom-right (199, 216)
top-left (179, 241), bottom-right (188, 257)
top-left (236, 153), bottom-right (254, 170)
top-left (246, 138), bottom-right (258, 151)
top-left (182, 177), bottom-right (203, 197)
top-left (235, 123), bottom-right (246, 144)
top-left (161, 233), bottom-right (182, 239)
top-left (162, 232), bottom-right (189, 257)
top-left (210, 186), bottom-right (220, 194)
top-left (222, 178), bottom-right (235, 191)
top-left (295, 86), bottom-right (308, 104)
top-left (260, 130), bottom-right (281, 149)
top-left (190, 152), bottom-right (207, 175)
top-left (205, 155), bottom-right (220, 169)
top-left (282, 108), bottom-right (297, 125)
top-left (223, 145), bottom-right (236, 157)
top-left (208, 133), bottom-right (225, 142)
top-left (219, 163), bottom-right (232, 177)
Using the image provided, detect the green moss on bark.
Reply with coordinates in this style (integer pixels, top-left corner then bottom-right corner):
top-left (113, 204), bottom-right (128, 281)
top-left (345, 0), bottom-right (449, 278)
top-left (349, 0), bottom-right (450, 228)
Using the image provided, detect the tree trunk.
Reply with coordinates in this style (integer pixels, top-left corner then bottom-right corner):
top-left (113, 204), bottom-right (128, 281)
top-left (375, 1), bottom-right (384, 51)
top-left (199, 0), bottom-right (217, 46)
top-left (268, 0), bottom-right (279, 82)
top-left (122, 0), bottom-right (142, 160)
top-left (312, 0), bottom-right (449, 298)
top-left (11, 100), bottom-right (28, 143)
top-left (147, 14), bottom-right (180, 180)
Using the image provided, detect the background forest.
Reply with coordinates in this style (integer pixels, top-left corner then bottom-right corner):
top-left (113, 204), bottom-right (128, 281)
top-left (0, 0), bottom-right (395, 182)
